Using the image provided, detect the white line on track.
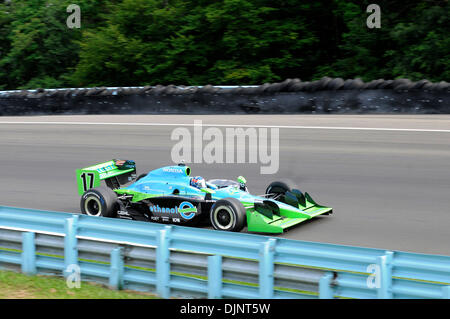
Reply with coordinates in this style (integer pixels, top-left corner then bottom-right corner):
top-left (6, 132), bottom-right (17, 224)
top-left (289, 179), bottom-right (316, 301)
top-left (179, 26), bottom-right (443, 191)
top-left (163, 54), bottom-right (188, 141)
top-left (0, 121), bottom-right (450, 133)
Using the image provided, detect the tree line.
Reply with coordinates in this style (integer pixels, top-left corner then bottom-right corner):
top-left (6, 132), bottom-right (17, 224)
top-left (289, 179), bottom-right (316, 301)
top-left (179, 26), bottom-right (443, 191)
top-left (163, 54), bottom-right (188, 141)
top-left (0, 0), bottom-right (448, 90)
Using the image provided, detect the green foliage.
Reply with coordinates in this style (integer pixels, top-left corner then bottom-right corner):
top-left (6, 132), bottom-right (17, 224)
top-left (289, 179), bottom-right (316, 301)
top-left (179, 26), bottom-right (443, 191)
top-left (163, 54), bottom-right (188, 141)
top-left (0, 1), bottom-right (79, 89)
top-left (318, 0), bottom-right (449, 82)
top-left (0, 0), bottom-right (448, 89)
top-left (385, 4), bottom-right (450, 81)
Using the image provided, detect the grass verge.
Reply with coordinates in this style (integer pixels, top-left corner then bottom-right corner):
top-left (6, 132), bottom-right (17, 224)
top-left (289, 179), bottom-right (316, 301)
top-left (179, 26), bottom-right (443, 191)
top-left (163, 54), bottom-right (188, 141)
top-left (0, 270), bottom-right (159, 299)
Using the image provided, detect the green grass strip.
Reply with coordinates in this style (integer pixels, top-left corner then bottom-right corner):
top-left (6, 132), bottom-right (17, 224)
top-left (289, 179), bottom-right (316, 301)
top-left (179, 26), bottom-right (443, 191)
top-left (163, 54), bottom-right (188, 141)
top-left (0, 269), bottom-right (159, 299)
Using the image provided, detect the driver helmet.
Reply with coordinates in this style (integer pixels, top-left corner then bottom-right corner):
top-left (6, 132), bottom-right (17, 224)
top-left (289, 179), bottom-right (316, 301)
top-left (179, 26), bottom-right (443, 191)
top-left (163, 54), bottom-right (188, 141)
top-left (237, 176), bottom-right (246, 188)
top-left (190, 176), bottom-right (206, 189)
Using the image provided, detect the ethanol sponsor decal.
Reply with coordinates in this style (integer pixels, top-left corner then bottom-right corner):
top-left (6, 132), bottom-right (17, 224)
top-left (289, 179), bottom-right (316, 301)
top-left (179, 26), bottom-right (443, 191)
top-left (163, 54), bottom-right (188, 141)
top-left (149, 201), bottom-right (197, 220)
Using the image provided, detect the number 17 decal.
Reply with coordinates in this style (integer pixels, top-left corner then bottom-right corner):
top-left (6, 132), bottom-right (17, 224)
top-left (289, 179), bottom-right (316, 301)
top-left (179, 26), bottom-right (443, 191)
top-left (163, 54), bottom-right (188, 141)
top-left (80, 172), bottom-right (95, 192)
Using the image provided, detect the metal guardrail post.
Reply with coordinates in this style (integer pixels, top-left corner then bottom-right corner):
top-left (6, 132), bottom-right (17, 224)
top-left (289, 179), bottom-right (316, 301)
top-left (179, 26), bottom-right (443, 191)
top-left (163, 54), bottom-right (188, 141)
top-left (156, 225), bottom-right (172, 298)
top-left (64, 215), bottom-right (79, 278)
top-left (259, 238), bottom-right (277, 298)
top-left (319, 272), bottom-right (334, 299)
top-left (442, 286), bottom-right (450, 299)
top-left (208, 255), bottom-right (223, 299)
top-left (377, 251), bottom-right (394, 299)
top-left (21, 232), bottom-right (36, 275)
top-left (109, 247), bottom-right (124, 290)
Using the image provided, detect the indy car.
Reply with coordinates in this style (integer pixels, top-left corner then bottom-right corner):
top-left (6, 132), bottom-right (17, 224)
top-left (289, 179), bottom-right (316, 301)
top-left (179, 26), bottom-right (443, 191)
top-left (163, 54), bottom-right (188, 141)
top-left (76, 160), bottom-right (332, 233)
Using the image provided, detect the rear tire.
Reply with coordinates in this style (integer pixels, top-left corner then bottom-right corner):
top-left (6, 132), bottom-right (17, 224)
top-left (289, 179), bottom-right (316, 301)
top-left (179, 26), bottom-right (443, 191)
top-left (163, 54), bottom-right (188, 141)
top-left (210, 198), bottom-right (246, 232)
top-left (80, 186), bottom-right (118, 217)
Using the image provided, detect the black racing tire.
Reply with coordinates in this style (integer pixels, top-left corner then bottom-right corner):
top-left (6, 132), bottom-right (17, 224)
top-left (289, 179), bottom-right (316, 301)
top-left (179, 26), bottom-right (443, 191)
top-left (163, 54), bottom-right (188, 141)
top-left (80, 186), bottom-right (118, 218)
top-left (136, 173), bottom-right (147, 181)
top-left (265, 180), bottom-right (296, 197)
top-left (210, 198), bottom-right (246, 232)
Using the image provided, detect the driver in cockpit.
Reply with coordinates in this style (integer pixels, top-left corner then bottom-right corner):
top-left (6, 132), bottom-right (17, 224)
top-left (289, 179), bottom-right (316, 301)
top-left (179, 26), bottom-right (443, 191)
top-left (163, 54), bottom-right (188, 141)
top-left (190, 176), bottom-right (207, 189)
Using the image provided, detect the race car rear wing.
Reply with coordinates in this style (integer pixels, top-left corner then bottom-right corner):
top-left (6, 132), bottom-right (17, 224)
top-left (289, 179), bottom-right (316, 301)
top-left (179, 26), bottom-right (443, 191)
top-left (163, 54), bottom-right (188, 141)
top-left (76, 159), bottom-right (137, 195)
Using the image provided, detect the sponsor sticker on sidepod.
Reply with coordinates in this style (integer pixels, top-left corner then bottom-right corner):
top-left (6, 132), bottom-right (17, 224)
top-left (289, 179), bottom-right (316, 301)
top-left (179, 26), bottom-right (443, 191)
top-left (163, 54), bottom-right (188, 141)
top-left (149, 201), bottom-right (197, 220)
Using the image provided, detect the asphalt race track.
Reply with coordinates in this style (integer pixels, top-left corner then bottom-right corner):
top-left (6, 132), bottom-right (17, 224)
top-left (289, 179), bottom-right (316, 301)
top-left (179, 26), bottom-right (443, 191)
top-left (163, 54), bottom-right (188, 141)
top-left (1, 114), bottom-right (449, 254)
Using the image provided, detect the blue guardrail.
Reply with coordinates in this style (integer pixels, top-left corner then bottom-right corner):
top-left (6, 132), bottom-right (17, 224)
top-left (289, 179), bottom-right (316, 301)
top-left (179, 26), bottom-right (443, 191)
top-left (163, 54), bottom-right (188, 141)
top-left (0, 206), bottom-right (449, 299)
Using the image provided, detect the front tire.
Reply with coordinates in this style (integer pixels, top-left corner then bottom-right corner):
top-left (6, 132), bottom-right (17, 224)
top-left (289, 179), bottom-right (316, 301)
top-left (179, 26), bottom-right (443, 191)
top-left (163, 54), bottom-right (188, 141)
top-left (80, 186), bottom-right (118, 217)
top-left (210, 198), bottom-right (246, 232)
top-left (265, 180), bottom-right (296, 199)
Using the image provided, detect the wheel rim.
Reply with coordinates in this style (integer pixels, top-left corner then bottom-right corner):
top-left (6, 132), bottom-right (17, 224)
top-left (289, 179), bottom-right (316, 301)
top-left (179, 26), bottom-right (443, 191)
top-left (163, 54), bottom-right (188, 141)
top-left (213, 206), bottom-right (234, 230)
top-left (85, 197), bottom-right (102, 216)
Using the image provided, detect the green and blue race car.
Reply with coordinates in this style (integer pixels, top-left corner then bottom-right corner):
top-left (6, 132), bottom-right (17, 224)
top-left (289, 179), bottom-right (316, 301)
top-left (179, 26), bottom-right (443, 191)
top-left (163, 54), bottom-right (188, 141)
top-left (76, 160), bottom-right (332, 233)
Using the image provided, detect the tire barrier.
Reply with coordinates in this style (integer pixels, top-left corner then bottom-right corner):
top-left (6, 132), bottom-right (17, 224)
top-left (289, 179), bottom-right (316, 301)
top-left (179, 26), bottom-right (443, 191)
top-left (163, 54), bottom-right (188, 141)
top-left (0, 78), bottom-right (449, 116)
